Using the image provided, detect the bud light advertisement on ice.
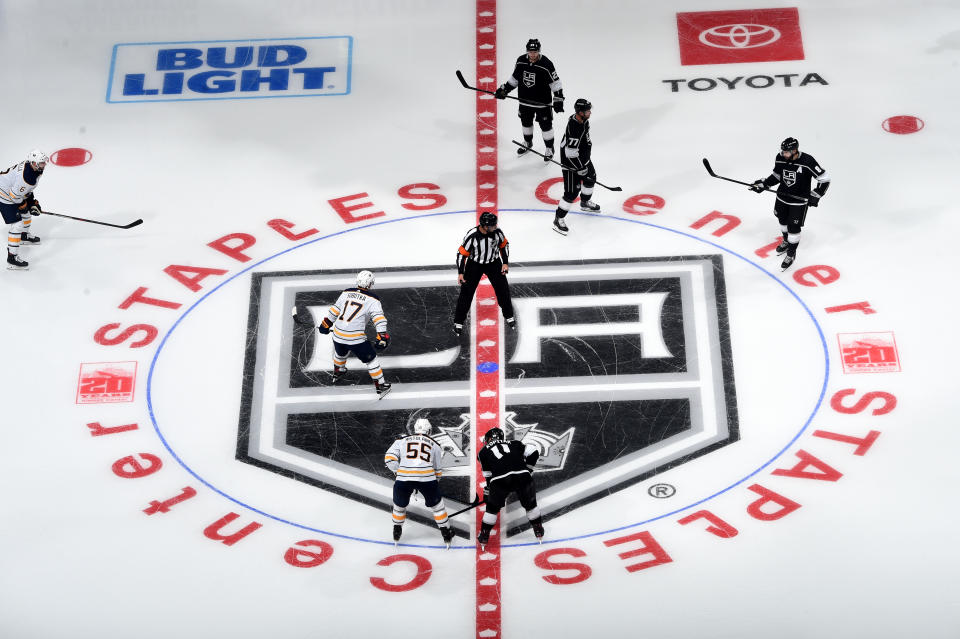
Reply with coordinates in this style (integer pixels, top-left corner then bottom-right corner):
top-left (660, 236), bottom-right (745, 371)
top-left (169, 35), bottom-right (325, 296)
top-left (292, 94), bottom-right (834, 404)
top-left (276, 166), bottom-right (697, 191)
top-left (107, 36), bottom-right (352, 102)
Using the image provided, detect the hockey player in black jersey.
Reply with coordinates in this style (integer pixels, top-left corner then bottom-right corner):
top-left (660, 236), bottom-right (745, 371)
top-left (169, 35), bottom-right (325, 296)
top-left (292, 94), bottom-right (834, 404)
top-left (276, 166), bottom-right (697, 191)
top-left (476, 427), bottom-right (545, 547)
top-left (750, 137), bottom-right (831, 271)
top-left (553, 98), bottom-right (599, 236)
top-left (494, 38), bottom-right (564, 161)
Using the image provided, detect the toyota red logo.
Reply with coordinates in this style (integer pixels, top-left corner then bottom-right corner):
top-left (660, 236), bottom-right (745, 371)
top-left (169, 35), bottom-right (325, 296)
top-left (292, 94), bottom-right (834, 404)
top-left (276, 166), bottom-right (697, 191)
top-left (699, 24), bottom-right (782, 49)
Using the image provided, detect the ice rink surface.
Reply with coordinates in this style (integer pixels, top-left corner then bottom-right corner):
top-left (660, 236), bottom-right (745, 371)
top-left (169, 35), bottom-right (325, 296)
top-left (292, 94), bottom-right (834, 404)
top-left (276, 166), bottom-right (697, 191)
top-left (1, 1), bottom-right (959, 637)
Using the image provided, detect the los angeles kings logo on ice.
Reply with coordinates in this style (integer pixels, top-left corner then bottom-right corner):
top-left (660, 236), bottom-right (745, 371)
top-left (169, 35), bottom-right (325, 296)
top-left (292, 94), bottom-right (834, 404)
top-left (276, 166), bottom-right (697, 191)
top-left (236, 258), bottom-right (740, 536)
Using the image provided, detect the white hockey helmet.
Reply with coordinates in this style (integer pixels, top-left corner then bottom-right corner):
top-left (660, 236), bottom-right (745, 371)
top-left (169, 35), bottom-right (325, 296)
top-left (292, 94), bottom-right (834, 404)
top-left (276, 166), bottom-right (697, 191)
top-left (412, 418), bottom-right (432, 435)
top-left (27, 149), bottom-right (49, 169)
top-left (356, 270), bottom-right (375, 289)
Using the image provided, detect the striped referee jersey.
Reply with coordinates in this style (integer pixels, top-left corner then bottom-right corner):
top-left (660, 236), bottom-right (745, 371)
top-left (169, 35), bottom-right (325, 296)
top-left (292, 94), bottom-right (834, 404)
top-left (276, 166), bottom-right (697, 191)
top-left (456, 226), bottom-right (509, 273)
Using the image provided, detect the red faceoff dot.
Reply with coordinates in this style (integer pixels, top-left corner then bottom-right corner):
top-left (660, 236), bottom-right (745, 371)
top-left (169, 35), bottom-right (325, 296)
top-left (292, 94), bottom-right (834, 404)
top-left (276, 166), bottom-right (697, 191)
top-left (882, 115), bottom-right (924, 135)
top-left (50, 147), bottom-right (93, 166)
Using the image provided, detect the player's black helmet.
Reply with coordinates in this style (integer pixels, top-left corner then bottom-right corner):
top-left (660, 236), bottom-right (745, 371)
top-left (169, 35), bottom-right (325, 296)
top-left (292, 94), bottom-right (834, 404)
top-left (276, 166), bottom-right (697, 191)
top-left (781, 137), bottom-right (799, 152)
top-left (485, 427), bottom-right (505, 444)
top-left (526, 38), bottom-right (541, 52)
top-left (574, 98), bottom-right (592, 113)
top-left (478, 211), bottom-right (498, 227)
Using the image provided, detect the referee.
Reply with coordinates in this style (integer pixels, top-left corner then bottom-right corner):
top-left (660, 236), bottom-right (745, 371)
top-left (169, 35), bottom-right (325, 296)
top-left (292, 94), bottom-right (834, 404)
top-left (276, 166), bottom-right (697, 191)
top-left (453, 212), bottom-right (515, 335)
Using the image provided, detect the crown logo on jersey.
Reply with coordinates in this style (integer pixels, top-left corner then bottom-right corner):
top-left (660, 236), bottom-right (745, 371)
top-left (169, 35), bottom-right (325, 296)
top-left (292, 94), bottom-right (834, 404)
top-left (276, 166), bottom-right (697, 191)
top-left (522, 70), bottom-right (536, 87)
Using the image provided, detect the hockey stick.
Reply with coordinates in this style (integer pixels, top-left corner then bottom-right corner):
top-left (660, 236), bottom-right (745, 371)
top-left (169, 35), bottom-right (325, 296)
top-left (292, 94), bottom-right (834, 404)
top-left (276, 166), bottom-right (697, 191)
top-left (455, 70), bottom-right (550, 109)
top-left (43, 210), bottom-right (143, 229)
top-left (512, 140), bottom-right (623, 191)
top-left (447, 496), bottom-right (484, 518)
top-left (701, 158), bottom-right (806, 201)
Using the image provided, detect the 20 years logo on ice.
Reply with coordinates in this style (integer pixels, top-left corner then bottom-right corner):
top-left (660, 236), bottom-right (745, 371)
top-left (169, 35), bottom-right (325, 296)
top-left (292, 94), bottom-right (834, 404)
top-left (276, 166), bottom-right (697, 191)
top-left (107, 36), bottom-right (353, 103)
top-left (236, 258), bottom-right (740, 536)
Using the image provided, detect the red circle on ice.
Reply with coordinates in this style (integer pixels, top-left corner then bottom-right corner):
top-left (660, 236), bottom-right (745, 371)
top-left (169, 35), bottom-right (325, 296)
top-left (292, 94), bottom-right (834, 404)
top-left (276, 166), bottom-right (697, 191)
top-left (50, 147), bottom-right (93, 166)
top-left (882, 115), bottom-right (924, 135)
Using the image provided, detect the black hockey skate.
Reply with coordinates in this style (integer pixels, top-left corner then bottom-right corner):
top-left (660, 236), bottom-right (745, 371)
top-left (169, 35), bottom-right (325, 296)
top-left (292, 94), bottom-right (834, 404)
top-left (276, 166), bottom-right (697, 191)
top-left (375, 380), bottom-right (392, 399)
top-left (476, 526), bottom-right (490, 548)
top-left (516, 141), bottom-right (533, 156)
top-left (552, 216), bottom-right (568, 236)
top-left (580, 199), bottom-right (601, 213)
top-left (6, 252), bottom-right (28, 270)
top-left (780, 255), bottom-right (796, 271)
top-left (330, 365), bottom-right (348, 382)
top-left (20, 232), bottom-right (41, 245)
top-left (393, 524), bottom-right (402, 546)
top-left (440, 526), bottom-right (455, 549)
top-left (775, 239), bottom-right (789, 255)
top-left (530, 518), bottom-right (545, 543)
top-left (543, 147), bottom-right (554, 162)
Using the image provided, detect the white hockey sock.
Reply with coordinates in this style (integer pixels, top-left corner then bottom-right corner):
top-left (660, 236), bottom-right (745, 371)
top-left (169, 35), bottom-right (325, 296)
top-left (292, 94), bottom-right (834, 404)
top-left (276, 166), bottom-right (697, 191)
top-left (367, 356), bottom-right (384, 381)
top-left (431, 501), bottom-right (449, 527)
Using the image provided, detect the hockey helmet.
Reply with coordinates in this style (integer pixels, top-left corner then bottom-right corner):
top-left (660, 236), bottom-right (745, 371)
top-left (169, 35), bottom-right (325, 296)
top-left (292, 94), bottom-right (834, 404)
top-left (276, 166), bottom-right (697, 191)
top-left (526, 38), bottom-right (541, 52)
top-left (478, 211), bottom-right (498, 227)
top-left (356, 270), bottom-right (375, 289)
top-left (27, 149), bottom-right (48, 169)
top-left (484, 427), bottom-right (505, 444)
top-left (780, 137), bottom-right (799, 152)
top-left (574, 98), bottom-right (592, 114)
top-left (412, 418), bottom-right (432, 435)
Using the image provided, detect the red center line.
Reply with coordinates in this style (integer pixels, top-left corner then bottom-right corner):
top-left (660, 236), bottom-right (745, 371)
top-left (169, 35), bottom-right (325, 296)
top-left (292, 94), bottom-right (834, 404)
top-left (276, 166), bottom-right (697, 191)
top-left (474, 1), bottom-right (502, 638)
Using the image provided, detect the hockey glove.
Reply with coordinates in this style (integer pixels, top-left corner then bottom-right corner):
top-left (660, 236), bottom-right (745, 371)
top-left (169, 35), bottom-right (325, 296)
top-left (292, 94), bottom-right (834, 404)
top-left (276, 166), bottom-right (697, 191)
top-left (749, 180), bottom-right (766, 193)
top-left (28, 199), bottom-right (41, 216)
top-left (317, 319), bottom-right (332, 335)
top-left (576, 166), bottom-right (589, 177)
top-left (807, 196), bottom-right (819, 207)
top-left (552, 93), bottom-right (564, 113)
top-left (494, 85), bottom-right (508, 100)
top-left (482, 484), bottom-right (490, 499)
top-left (375, 332), bottom-right (391, 350)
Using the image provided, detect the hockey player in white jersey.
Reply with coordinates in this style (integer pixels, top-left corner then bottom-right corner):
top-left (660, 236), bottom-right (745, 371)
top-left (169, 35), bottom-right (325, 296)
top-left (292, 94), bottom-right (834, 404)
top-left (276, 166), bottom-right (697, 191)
top-left (384, 418), bottom-right (455, 547)
top-left (315, 270), bottom-right (393, 397)
top-left (0, 149), bottom-right (48, 270)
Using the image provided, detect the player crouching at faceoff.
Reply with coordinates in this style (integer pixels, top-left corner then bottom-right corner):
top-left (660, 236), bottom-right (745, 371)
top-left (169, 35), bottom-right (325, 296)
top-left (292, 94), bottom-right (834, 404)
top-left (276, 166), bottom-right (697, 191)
top-left (749, 137), bottom-right (830, 271)
top-left (554, 99), bottom-right (600, 236)
top-left (476, 427), bottom-right (545, 547)
top-left (384, 419), bottom-right (455, 547)
top-left (1, 149), bottom-right (48, 270)
top-left (316, 270), bottom-right (393, 398)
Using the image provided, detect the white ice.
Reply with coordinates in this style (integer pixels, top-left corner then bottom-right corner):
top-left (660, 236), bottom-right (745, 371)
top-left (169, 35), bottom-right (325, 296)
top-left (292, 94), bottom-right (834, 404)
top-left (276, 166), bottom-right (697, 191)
top-left (1, 1), bottom-right (959, 638)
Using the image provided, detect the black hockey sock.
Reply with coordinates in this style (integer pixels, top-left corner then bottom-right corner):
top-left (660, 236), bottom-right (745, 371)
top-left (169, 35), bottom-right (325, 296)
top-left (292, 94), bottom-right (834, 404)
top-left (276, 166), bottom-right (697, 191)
top-left (523, 134), bottom-right (534, 145)
top-left (555, 207), bottom-right (567, 219)
top-left (787, 242), bottom-right (799, 257)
